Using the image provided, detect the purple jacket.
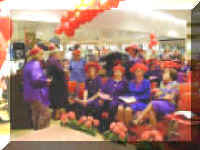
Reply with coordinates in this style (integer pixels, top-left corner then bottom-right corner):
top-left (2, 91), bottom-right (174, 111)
top-left (23, 60), bottom-right (49, 106)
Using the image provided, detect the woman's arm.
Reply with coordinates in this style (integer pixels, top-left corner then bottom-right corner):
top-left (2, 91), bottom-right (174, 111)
top-left (30, 62), bottom-right (49, 87)
top-left (83, 90), bottom-right (88, 101)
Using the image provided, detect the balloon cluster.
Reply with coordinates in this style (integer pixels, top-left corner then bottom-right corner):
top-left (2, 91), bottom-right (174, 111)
top-left (55, 0), bottom-right (125, 37)
top-left (0, 17), bottom-right (13, 69)
top-left (148, 33), bottom-right (158, 49)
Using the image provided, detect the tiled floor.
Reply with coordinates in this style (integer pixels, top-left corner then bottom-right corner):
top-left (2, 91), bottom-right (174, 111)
top-left (11, 120), bottom-right (104, 141)
top-left (10, 121), bottom-right (136, 150)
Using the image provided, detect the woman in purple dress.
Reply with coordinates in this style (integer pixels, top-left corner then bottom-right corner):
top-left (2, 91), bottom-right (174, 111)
top-left (117, 63), bottom-right (151, 125)
top-left (99, 65), bottom-right (128, 122)
top-left (46, 51), bottom-right (68, 120)
top-left (133, 68), bottom-right (179, 126)
top-left (78, 62), bottom-right (102, 118)
top-left (23, 47), bottom-right (51, 130)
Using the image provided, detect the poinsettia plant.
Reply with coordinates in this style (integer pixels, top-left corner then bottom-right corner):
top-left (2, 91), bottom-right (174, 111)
top-left (104, 121), bottom-right (128, 144)
top-left (60, 112), bottom-right (100, 136)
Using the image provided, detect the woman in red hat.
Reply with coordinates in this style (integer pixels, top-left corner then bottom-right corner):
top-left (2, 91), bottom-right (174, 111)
top-left (125, 44), bottom-right (143, 80)
top-left (23, 46), bottom-right (52, 130)
top-left (69, 49), bottom-right (86, 83)
top-left (46, 50), bottom-right (68, 120)
top-left (117, 63), bottom-right (151, 125)
top-left (133, 68), bottom-right (179, 126)
top-left (99, 65), bottom-right (128, 129)
top-left (77, 61), bottom-right (102, 118)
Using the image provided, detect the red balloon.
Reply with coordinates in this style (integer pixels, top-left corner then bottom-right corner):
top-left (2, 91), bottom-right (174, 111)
top-left (69, 18), bottom-right (80, 29)
top-left (148, 43), bottom-right (153, 49)
top-left (64, 28), bottom-right (75, 37)
top-left (55, 26), bottom-right (63, 35)
top-left (60, 16), bottom-right (69, 23)
top-left (0, 33), bottom-right (7, 69)
top-left (0, 17), bottom-right (13, 41)
top-left (62, 22), bottom-right (70, 31)
top-left (0, 50), bottom-right (6, 69)
top-left (151, 40), bottom-right (158, 46)
top-left (150, 33), bottom-right (156, 39)
top-left (112, 0), bottom-right (120, 8)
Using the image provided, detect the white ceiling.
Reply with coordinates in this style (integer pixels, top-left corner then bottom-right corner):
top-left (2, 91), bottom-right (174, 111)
top-left (1, 0), bottom-right (198, 10)
top-left (11, 9), bottom-right (190, 43)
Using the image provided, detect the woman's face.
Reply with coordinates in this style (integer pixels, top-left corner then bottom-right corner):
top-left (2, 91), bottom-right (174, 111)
top-left (88, 67), bottom-right (97, 78)
top-left (135, 69), bottom-right (144, 78)
top-left (162, 70), bottom-right (171, 82)
top-left (113, 69), bottom-right (123, 78)
top-left (73, 54), bottom-right (80, 61)
top-left (37, 52), bottom-right (44, 61)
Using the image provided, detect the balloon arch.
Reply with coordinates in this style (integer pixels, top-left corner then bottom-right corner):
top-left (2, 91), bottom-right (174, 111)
top-left (0, 0), bottom-right (158, 70)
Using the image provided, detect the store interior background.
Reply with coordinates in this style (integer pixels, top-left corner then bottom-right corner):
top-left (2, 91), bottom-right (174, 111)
top-left (0, 0), bottom-right (198, 145)
top-left (9, 9), bottom-right (191, 74)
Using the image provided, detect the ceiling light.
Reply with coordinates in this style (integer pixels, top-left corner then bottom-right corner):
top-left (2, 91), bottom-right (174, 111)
top-left (168, 30), bottom-right (178, 37)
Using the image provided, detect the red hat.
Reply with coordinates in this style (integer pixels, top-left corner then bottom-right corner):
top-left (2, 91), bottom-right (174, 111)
top-left (73, 49), bottom-right (81, 56)
top-left (125, 44), bottom-right (138, 52)
top-left (85, 62), bottom-right (101, 73)
top-left (130, 63), bottom-right (148, 73)
top-left (162, 61), bottom-right (181, 69)
top-left (29, 47), bottom-right (43, 56)
top-left (48, 43), bottom-right (56, 51)
top-left (113, 65), bottom-right (125, 74)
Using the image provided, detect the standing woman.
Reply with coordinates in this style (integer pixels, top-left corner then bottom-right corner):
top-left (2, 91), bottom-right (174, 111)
top-left (117, 63), bottom-right (150, 125)
top-left (23, 47), bottom-right (51, 130)
top-left (46, 51), bottom-right (68, 120)
top-left (69, 49), bottom-right (86, 83)
top-left (125, 45), bottom-right (140, 80)
top-left (99, 65), bottom-right (128, 123)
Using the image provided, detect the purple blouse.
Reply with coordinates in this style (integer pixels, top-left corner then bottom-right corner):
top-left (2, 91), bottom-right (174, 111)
top-left (23, 60), bottom-right (49, 106)
top-left (128, 79), bottom-right (151, 103)
top-left (85, 76), bottom-right (102, 98)
top-left (101, 78), bottom-right (128, 100)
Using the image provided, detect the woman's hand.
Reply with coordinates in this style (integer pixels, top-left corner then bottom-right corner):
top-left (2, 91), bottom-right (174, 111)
top-left (99, 92), bottom-right (112, 100)
top-left (98, 99), bottom-right (104, 106)
top-left (68, 98), bottom-right (75, 104)
top-left (81, 100), bottom-right (88, 107)
top-left (163, 94), bottom-right (173, 100)
top-left (46, 77), bottom-right (52, 85)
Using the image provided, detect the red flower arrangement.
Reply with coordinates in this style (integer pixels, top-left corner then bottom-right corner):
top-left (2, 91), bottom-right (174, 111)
top-left (104, 121), bottom-right (128, 143)
top-left (61, 113), bottom-right (100, 136)
top-left (101, 111), bottom-right (109, 119)
top-left (165, 113), bottom-right (192, 141)
top-left (78, 116), bottom-right (100, 128)
top-left (140, 130), bottom-right (163, 141)
top-left (60, 111), bottom-right (76, 125)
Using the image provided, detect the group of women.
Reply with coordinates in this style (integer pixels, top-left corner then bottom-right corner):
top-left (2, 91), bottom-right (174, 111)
top-left (23, 44), bottom-right (190, 131)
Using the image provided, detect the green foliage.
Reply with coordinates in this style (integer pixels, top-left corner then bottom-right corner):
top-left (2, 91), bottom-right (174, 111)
top-left (103, 130), bottom-right (128, 144)
top-left (62, 120), bottom-right (98, 136)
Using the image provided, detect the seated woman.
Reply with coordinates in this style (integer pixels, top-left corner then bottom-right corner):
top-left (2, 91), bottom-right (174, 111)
top-left (99, 65), bottom-right (128, 122)
top-left (145, 60), bottom-right (162, 87)
top-left (117, 63), bottom-right (151, 125)
top-left (80, 62), bottom-right (102, 118)
top-left (133, 68), bottom-right (179, 126)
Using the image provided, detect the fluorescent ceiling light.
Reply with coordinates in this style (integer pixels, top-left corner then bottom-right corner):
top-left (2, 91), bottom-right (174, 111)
top-left (168, 30), bottom-right (178, 37)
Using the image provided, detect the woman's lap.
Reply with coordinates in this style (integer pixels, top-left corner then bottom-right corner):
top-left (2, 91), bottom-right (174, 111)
top-left (152, 100), bottom-right (175, 115)
top-left (130, 102), bottom-right (147, 111)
